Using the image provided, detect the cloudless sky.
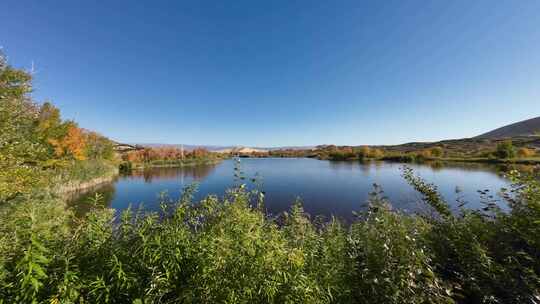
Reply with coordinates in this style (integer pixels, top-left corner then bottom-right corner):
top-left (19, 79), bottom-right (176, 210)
top-left (2, 0), bottom-right (540, 146)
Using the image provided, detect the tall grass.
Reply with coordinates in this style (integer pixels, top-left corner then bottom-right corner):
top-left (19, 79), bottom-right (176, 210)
top-left (0, 168), bottom-right (539, 303)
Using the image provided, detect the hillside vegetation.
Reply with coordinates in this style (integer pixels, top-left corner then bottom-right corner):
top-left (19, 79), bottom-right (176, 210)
top-left (252, 137), bottom-right (540, 164)
top-left (476, 116), bottom-right (540, 139)
top-left (0, 52), bottom-right (117, 203)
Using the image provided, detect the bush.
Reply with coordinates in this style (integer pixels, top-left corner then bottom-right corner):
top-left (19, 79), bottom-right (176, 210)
top-left (431, 147), bottom-right (444, 158)
top-left (517, 147), bottom-right (536, 158)
top-left (381, 153), bottom-right (417, 163)
top-left (329, 151), bottom-right (356, 161)
top-left (495, 141), bottom-right (516, 159)
top-left (119, 161), bottom-right (132, 173)
top-left (402, 167), bottom-right (540, 302)
top-left (348, 186), bottom-right (452, 303)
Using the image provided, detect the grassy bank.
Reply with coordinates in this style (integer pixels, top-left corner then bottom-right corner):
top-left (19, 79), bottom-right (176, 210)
top-left (52, 160), bottom-right (119, 194)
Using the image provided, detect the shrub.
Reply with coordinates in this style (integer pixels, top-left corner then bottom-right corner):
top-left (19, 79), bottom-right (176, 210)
top-left (430, 147), bottom-right (444, 158)
top-left (118, 161), bottom-right (132, 173)
top-left (370, 148), bottom-right (385, 159)
top-left (348, 186), bottom-right (452, 303)
top-left (517, 147), bottom-right (536, 158)
top-left (357, 146), bottom-right (371, 159)
top-left (329, 151), bottom-right (356, 161)
top-left (402, 167), bottom-right (540, 302)
top-left (494, 141), bottom-right (516, 159)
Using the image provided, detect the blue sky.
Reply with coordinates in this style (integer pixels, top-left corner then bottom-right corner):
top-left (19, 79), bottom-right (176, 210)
top-left (2, 1), bottom-right (540, 146)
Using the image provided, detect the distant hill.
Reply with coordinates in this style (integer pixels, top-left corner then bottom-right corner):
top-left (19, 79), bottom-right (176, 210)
top-left (214, 147), bottom-right (268, 154)
top-left (127, 143), bottom-right (315, 152)
top-left (476, 116), bottom-right (540, 139)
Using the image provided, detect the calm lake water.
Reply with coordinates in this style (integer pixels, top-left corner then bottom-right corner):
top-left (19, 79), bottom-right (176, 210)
top-left (70, 158), bottom-right (515, 222)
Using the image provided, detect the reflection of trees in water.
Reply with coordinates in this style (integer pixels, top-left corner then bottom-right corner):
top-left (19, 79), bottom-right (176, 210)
top-left (68, 164), bottom-right (218, 218)
top-left (130, 164), bottom-right (218, 183)
top-left (328, 160), bottom-right (357, 170)
top-left (326, 159), bottom-right (537, 177)
top-left (328, 160), bottom-right (392, 177)
top-left (423, 161), bottom-right (536, 175)
top-left (67, 183), bottom-right (116, 218)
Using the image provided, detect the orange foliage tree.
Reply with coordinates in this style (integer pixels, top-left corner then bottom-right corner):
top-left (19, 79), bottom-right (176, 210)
top-left (49, 123), bottom-right (87, 160)
top-left (123, 147), bottom-right (211, 163)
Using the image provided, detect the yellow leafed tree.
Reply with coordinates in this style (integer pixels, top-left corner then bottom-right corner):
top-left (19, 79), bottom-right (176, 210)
top-left (49, 124), bottom-right (87, 160)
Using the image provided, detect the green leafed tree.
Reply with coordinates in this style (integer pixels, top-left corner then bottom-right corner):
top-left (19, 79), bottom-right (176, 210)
top-left (0, 51), bottom-right (48, 202)
top-left (495, 140), bottom-right (516, 159)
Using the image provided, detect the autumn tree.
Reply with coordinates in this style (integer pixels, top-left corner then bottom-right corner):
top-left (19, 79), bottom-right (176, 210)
top-left (517, 147), bottom-right (535, 158)
top-left (49, 122), bottom-right (87, 160)
top-left (191, 147), bottom-right (210, 159)
top-left (0, 49), bottom-right (116, 201)
top-left (84, 131), bottom-right (114, 160)
top-left (35, 102), bottom-right (72, 159)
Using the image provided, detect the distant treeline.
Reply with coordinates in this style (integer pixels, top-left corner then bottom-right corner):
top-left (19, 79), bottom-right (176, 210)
top-left (237, 141), bottom-right (540, 163)
top-left (118, 147), bottom-right (222, 171)
top-left (122, 147), bottom-right (215, 163)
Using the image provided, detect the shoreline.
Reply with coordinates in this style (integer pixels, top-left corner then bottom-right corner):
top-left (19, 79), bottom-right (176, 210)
top-left (320, 156), bottom-right (540, 165)
top-left (54, 169), bottom-right (119, 195)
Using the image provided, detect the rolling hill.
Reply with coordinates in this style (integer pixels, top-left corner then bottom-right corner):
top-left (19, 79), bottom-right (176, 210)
top-left (476, 116), bottom-right (540, 139)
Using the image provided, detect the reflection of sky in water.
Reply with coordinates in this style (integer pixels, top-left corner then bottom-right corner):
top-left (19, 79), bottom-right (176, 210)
top-left (70, 158), bottom-right (512, 222)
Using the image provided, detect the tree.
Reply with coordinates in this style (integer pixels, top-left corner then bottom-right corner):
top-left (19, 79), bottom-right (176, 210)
top-left (191, 148), bottom-right (210, 159)
top-left (49, 123), bottom-right (87, 160)
top-left (84, 131), bottom-right (114, 160)
top-left (357, 146), bottom-right (372, 159)
top-left (495, 141), bottom-right (515, 159)
top-left (430, 147), bottom-right (444, 158)
top-left (0, 51), bottom-right (47, 201)
top-left (0, 51), bottom-right (32, 100)
top-left (371, 148), bottom-right (385, 158)
top-left (35, 102), bottom-right (69, 158)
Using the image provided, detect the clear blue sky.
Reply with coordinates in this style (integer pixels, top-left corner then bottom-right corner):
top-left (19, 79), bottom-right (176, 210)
top-left (2, 1), bottom-right (540, 147)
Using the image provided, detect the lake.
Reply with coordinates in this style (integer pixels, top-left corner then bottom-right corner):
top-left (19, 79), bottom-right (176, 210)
top-left (69, 158), bottom-right (514, 222)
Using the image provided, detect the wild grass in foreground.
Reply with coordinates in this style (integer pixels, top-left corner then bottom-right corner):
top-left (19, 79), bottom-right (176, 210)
top-left (0, 168), bottom-right (539, 303)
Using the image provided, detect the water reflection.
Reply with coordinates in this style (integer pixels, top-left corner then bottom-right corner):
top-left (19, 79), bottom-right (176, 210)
top-left (66, 182), bottom-right (117, 217)
top-left (68, 159), bottom-right (530, 222)
top-left (128, 164), bottom-right (218, 183)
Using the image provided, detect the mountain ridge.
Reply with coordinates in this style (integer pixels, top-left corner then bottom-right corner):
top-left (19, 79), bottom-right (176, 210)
top-left (476, 116), bottom-right (540, 139)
